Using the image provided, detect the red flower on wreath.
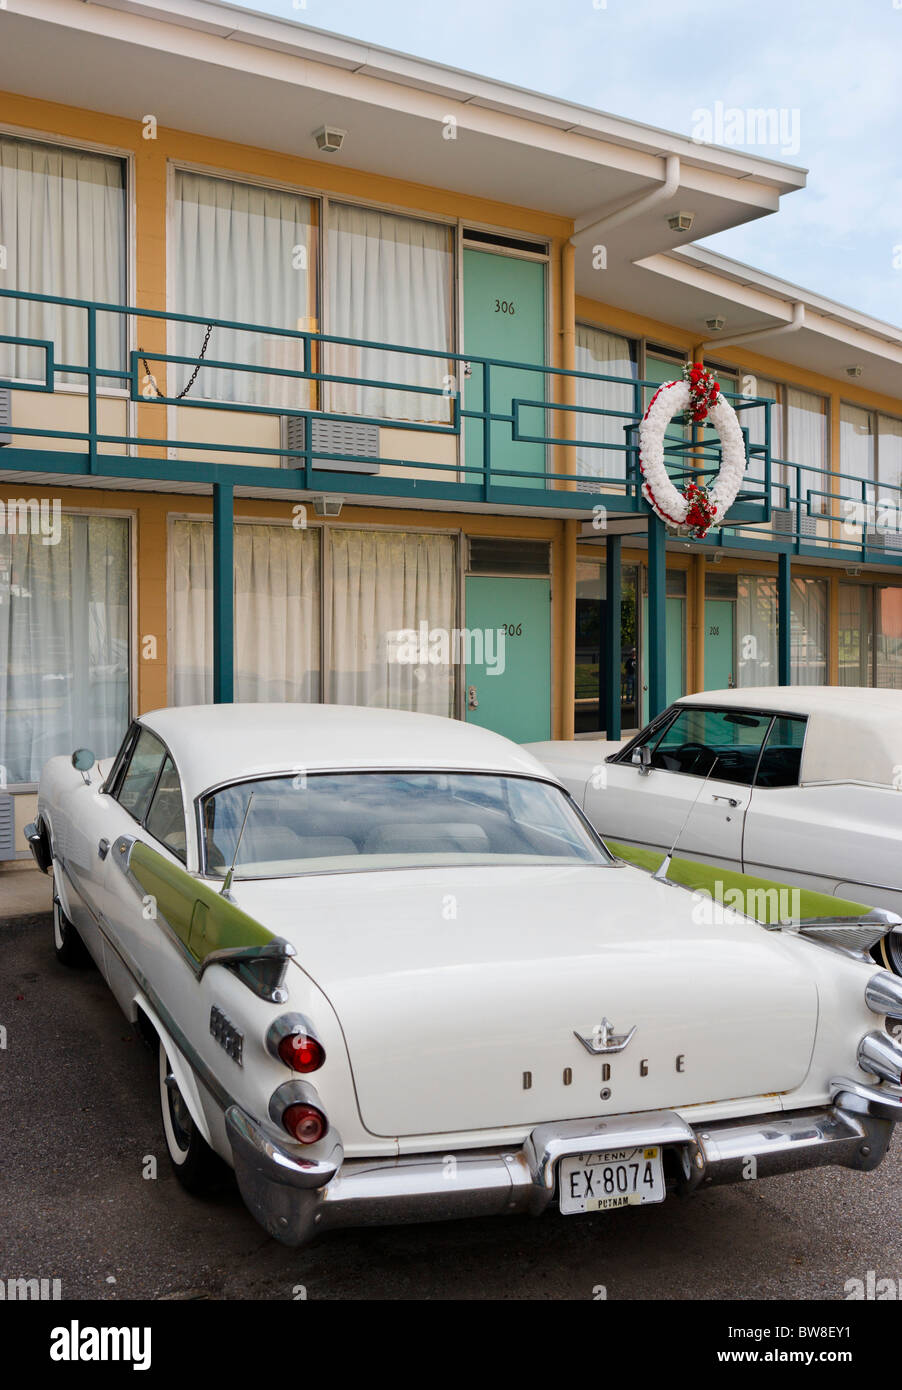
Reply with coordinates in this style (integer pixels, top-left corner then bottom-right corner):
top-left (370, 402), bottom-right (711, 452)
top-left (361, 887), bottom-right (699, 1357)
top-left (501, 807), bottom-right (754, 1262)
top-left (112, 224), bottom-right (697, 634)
top-left (683, 361), bottom-right (720, 423)
top-left (683, 480), bottom-right (718, 539)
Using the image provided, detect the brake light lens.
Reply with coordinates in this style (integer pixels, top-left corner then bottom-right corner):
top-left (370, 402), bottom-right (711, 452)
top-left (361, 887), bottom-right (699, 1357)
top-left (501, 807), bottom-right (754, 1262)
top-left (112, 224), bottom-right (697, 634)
top-left (278, 1032), bottom-right (326, 1073)
top-left (283, 1102), bottom-right (326, 1145)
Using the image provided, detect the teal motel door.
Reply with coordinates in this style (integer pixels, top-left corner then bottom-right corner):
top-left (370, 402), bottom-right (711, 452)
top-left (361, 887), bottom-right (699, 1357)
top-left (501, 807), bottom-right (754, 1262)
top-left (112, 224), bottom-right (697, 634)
top-left (640, 595), bottom-right (685, 726)
top-left (464, 575), bottom-right (551, 742)
top-left (704, 599), bottom-right (736, 690)
top-left (463, 248), bottom-right (546, 490)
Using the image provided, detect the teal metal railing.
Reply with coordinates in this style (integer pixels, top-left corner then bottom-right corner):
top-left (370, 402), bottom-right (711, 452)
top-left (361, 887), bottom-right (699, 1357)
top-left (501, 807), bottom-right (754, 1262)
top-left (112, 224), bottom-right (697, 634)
top-left (0, 287), bottom-right (774, 522)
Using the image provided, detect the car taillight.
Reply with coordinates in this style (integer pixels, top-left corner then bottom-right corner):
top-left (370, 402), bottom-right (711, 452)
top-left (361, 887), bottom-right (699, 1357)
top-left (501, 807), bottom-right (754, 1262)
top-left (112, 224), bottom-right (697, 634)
top-left (278, 1032), bottom-right (326, 1073)
top-left (282, 1102), bottom-right (326, 1145)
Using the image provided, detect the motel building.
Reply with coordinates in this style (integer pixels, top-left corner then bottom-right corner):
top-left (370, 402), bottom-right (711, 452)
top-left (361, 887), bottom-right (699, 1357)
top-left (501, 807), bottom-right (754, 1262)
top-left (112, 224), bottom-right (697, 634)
top-left (2, 0), bottom-right (902, 861)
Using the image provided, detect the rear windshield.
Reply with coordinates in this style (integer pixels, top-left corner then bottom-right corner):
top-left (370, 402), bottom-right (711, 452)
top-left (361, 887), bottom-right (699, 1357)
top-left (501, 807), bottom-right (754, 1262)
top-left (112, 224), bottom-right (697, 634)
top-left (200, 771), bottom-right (611, 879)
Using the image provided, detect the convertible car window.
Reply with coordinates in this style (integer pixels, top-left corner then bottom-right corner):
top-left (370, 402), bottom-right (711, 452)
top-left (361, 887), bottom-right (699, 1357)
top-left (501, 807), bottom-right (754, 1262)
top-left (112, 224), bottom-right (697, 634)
top-left (144, 756), bottom-right (188, 862)
top-left (116, 728), bottom-right (167, 821)
top-left (638, 707), bottom-right (770, 785)
top-left (200, 772), bottom-right (612, 879)
top-left (755, 715), bottom-right (806, 788)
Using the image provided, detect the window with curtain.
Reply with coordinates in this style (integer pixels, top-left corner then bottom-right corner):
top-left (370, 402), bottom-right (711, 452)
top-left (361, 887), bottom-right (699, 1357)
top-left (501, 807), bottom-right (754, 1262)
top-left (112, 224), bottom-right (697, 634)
top-left (736, 574), bottom-right (777, 686)
top-left (0, 515), bottom-right (130, 785)
top-left (790, 577), bottom-right (827, 685)
top-left (839, 407), bottom-right (902, 524)
top-left (876, 586), bottom-right (902, 689)
top-left (0, 135), bottom-right (126, 385)
top-left (740, 376), bottom-right (782, 492)
top-left (172, 170), bottom-right (318, 408)
top-left (328, 529), bottom-right (457, 716)
top-left (839, 583), bottom-right (874, 686)
top-left (170, 521), bottom-right (321, 704)
top-left (573, 326), bottom-right (638, 490)
top-left (326, 203), bottom-right (454, 423)
top-left (839, 402), bottom-right (874, 522)
top-left (786, 388), bottom-right (828, 515)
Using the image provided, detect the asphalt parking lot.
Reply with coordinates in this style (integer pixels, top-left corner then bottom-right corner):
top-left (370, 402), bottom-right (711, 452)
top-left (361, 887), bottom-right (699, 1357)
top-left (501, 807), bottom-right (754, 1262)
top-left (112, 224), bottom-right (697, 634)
top-left (2, 909), bottom-right (900, 1303)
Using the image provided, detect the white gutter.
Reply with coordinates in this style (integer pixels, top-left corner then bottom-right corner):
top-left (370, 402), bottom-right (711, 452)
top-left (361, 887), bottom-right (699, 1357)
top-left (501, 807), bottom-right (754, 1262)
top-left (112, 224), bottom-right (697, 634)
top-left (570, 155), bottom-right (681, 246)
top-left (700, 300), bottom-right (806, 351)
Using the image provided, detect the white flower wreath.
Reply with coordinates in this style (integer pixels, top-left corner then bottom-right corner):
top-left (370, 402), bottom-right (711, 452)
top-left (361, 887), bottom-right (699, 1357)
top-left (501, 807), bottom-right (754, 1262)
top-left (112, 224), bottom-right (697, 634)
top-left (638, 379), bottom-right (747, 537)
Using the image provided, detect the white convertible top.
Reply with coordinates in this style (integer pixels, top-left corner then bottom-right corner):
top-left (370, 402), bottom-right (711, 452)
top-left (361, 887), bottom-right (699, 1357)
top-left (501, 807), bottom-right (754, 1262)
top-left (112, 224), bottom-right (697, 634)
top-left (140, 703), bottom-right (552, 799)
top-left (678, 686), bottom-right (902, 787)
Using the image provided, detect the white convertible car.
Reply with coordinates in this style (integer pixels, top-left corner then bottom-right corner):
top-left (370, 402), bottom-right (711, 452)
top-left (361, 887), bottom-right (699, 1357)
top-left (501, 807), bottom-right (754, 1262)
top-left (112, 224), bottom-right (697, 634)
top-left (528, 688), bottom-right (902, 976)
top-left (24, 703), bottom-right (902, 1246)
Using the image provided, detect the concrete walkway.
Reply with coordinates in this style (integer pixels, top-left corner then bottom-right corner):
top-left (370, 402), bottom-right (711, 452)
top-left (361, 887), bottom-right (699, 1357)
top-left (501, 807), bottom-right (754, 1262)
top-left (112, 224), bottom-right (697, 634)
top-left (0, 864), bottom-right (53, 919)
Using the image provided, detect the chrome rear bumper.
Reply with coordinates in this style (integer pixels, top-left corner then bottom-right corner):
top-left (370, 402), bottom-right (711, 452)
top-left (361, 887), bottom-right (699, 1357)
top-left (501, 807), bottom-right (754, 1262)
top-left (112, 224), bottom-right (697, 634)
top-left (226, 1086), bottom-right (901, 1247)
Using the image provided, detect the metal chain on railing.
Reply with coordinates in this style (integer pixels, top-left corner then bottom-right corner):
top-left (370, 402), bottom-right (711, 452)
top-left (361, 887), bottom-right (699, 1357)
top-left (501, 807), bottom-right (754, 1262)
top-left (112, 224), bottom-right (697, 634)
top-left (140, 322), bottom-right (214, 400)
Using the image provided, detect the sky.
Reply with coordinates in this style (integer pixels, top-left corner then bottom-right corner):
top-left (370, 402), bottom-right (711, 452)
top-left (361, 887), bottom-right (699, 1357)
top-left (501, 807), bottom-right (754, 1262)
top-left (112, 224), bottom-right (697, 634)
top-left (239, 0), bottom-right (902, 328)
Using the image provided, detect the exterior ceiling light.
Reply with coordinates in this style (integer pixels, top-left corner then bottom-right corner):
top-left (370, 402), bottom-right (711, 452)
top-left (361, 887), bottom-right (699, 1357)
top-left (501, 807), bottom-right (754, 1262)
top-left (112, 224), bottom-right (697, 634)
top-left (846, 365), bottom-right (863, 377)
top-left (313, 495), bottom-right (344, 518)
top-left (313, 126), bottom-right (347, 154)
top-left (667, 212), bottom-right (695, 233)
top-left (705, 317), bottom-right (726, 332)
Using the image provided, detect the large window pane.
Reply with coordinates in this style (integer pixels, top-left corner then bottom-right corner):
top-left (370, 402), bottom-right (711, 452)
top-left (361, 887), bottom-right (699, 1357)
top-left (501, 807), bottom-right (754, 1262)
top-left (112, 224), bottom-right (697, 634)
top-left (740, 377), bottom-right (782, 491)
top-left (840, 404), bottom-right (874, 516)
top-left (573, 326), bottom-right (638, 488)
top-left (574, 559), bottom-right (603, 732)
top-left (876, 586), bottom-right (902, 690)
top-left (736, 575), bottom-right (777, 686)
top-left (791, 577), bottom-right (827, 685)
top-left (0, 136), bottom-right (126, 384)
top-left (173, 170), bottom-right (318, 407)
top-left (326, 203), bottom-right (454, 423)
top-left (839, 583), bottom-right (874, 686)
top-left (0, 514), bottom-right (130, 784)
top-left (171, 521), bottom-right (321, 704)
top-left (329, 529), bottom-right (457, 716)
top-left (786, 388), bottom-right (827, 515)
top-left (877, 415), bottom-right (902, 498)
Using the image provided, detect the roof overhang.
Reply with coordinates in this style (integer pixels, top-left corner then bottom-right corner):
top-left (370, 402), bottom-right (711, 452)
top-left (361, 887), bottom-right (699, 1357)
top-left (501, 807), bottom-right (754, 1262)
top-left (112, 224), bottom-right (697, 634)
top-left (0, 0), bottom-right (805, 266)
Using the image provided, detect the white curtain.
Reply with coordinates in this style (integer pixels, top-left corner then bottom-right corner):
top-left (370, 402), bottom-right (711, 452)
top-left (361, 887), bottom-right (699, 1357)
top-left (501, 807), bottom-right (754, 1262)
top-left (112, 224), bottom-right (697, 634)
top-left (736, 575), bottom-right (777, 686)
top-left (0, 515), bottom-right (130, 784)
top-left (573, 325), bottom-right (637, 489)
top-left (173, 170), bottom-right (317, 408)
top-left (326, 203), bottom-right (453, 423)
top-left (878, 414), bottom-right (902, 495)
top-left (739, 377), bottom-right (782, 492)
top-left (790, 577), bottom-right (827, 685)
top-left (170, 521), bottom-right (321, 704)
top-left (329, 529), bottom-right (457, 715)
top-left (786, 387), bottom-right (828, 515)
top-left (0, 136), bottom-right (126, 384)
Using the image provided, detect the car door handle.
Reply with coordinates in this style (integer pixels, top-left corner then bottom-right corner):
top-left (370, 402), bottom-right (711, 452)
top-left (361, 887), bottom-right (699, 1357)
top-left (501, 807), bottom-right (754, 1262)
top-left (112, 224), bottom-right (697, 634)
top-left (711, 794), bottom-right (740, 808)
top-left (98, 838), bottom-right (110, 860)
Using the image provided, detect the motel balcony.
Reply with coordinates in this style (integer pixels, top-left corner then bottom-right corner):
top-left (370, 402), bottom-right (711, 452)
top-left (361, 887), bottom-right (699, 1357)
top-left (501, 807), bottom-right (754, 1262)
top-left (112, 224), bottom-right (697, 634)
top-left (1, 289), bottom-right (900, 712)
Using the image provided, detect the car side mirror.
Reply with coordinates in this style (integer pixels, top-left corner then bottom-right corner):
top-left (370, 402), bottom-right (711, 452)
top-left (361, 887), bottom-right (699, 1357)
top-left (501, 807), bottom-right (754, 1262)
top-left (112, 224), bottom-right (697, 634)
top-left (72, 748), bottom-right (96, 784)
top-left (636, 746), bottom-right (652, 777)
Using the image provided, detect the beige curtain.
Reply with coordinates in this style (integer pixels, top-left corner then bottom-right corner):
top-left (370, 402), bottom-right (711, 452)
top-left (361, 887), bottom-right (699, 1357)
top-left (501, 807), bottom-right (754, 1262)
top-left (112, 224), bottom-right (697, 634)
top-left (328, 529), bottom-right (457, 715)
top-left (170, 521), bottom-right (321, 704)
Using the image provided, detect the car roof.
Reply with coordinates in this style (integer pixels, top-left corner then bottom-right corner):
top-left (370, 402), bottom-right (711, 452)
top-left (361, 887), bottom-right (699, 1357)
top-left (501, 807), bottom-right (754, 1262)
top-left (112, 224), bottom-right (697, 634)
top-left (676, 686), bottom-right (902, 786)
top-left (139, 703), bottom-right (553, 799)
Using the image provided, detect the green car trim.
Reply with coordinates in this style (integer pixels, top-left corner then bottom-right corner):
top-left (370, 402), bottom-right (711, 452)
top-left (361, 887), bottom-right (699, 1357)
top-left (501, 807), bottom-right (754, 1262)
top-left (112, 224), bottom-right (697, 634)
top-left (126, 839), bottom-right (274, 965)
top-left (605, 840), bottom-right (874, 924)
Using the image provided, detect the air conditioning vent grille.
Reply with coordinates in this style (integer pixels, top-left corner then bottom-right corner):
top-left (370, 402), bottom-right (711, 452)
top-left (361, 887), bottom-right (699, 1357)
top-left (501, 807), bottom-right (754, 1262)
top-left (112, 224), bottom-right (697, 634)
top-left (468, 537), bottom-right (551, 575)
top-left (282, 416), bottom-right (380, 474)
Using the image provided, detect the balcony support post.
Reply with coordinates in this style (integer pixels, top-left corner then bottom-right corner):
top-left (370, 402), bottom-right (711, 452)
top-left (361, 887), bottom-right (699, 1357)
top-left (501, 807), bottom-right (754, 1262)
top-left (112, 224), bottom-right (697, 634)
top-left (212, 482), bottom-right (235, 704)
top-left (778, 549), bottom-right (792, 686)
top-left (647, 512), bottom-right (667, 718)
top-left (603, 535), bottom-right (622, 738)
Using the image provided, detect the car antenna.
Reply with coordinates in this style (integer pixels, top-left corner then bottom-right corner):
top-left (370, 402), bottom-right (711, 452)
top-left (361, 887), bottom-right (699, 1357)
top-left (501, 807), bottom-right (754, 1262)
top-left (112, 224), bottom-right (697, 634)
top-left (221, 791), bottom-right (255, 900)
top-left (653, 755), bottom-right (719, 883)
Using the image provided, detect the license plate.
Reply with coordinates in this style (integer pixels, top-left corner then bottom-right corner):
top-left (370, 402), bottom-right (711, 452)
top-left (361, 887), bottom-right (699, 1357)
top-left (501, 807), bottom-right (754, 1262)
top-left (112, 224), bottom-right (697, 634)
top-left (558, 1146), bottom-right (666, 1214)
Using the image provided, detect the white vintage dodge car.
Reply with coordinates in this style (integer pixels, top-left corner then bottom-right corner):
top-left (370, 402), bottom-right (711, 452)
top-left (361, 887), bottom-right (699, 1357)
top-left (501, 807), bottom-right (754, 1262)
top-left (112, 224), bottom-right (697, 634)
top-left (528, 687), bottom-right (902, 975)
top-left (25, 703), bottom-right (902, 1245)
